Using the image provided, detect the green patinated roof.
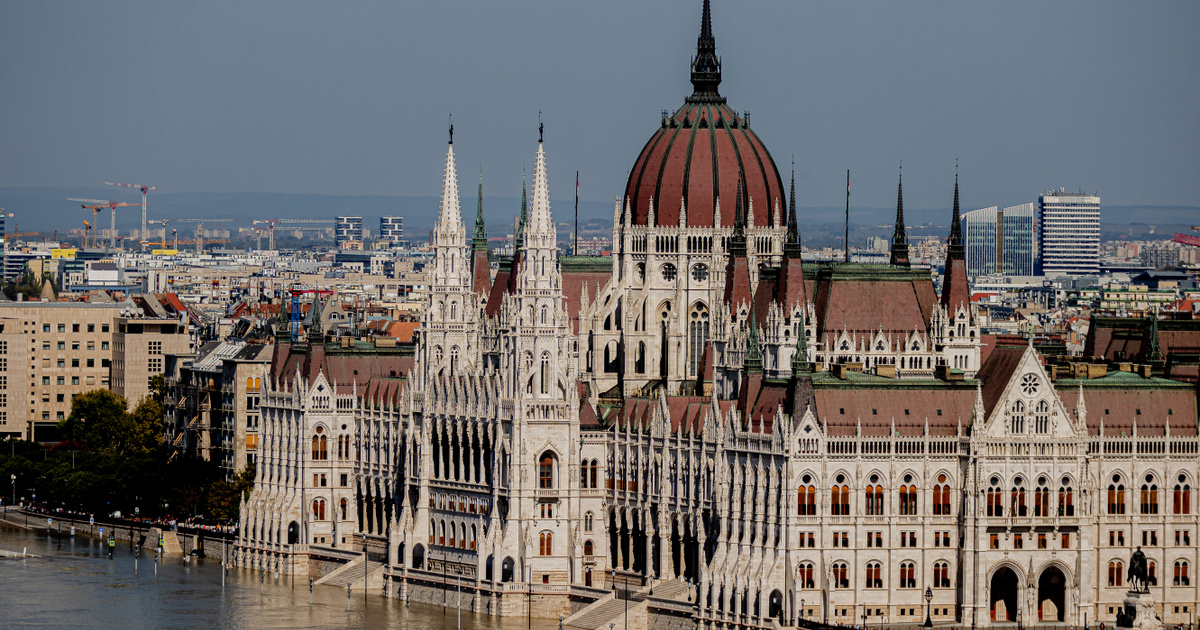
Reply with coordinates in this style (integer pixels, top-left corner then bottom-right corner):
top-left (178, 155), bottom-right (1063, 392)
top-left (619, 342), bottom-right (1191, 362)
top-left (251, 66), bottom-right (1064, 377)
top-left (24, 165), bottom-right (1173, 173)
top-left (559, 255), bottom-right (611, 272)
top-left (808, 370), bottom-right (977, 390)
top-left (1054, 370), bottom-right (1192, 389)
top-left (805, 262), bottom-right (934, 282)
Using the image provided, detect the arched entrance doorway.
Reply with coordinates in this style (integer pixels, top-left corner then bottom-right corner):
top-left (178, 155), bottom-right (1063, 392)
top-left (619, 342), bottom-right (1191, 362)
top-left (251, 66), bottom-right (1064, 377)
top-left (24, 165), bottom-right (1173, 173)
top-left (1038, 567), bottom-right (1066, 621)
top-left (768, 590), bottom-right (783, 622)
top-left (501, 557), bottom-right (515, 582)
top-left (991, 567), bottom-right (1019, 622)
top-left (287, 521), bottom-right (299, 545)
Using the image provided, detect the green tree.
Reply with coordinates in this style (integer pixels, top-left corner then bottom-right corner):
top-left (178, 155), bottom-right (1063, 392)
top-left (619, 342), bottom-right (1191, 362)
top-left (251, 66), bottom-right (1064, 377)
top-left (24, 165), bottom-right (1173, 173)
top-left (59, 390), bottom-right (162, 456)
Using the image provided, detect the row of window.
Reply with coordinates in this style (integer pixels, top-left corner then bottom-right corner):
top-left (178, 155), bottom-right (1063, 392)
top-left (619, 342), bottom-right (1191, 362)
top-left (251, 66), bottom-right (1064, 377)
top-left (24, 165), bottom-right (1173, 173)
top-left (990, 532), bottom-right (1071, 550)
top-left (818, 561), bottom-right (953, 590)
top-left (1108, 529), bottom-right (1191, 547)
top-left (816, 475), bottom-right (953, 516)
top-left (1107, 560), bottom-right (1190, 587)
top-left (36, 323), bottom-right (110, 334)
top-left (40, 340), bottom-right (109, 351)
top-left (311, 498), bottom-right (349, 521)
top-left (1106, 482), bottom-right (1191, 515)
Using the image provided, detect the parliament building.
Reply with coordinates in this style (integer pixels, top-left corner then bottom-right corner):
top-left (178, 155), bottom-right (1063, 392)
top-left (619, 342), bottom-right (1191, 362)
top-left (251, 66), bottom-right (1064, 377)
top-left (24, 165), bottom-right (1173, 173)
top-left (235, 3), bottom-right (1200, 628)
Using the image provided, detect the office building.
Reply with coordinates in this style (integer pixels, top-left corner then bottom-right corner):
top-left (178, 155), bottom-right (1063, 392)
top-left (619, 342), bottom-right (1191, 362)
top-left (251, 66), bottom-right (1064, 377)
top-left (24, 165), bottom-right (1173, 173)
top-left (334, 216), bottom-right (363, 249)
top-left (1039, 190), bottom-right (1100, 276)
top-left (964, 203), bottom-right (1037, 277)
top-left (379, 216), bottom-right (404, 243)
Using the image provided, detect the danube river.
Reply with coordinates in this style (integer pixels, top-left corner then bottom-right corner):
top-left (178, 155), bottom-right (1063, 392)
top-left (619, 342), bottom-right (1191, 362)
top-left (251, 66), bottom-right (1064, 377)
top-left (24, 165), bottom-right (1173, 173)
top-left (0, 522), bottom-right (560, 630)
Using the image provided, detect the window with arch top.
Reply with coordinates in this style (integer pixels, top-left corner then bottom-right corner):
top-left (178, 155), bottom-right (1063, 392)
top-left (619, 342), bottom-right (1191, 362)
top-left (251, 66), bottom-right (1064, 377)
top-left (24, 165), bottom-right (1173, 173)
top-left (1175, 475), bottom-right (1192, 515)
top-left (538, 453), bottom-right (555, 489)
top-left (899, 479), bottom-right (918, 516)
top-left (865, 478), bottom-right (884, 516)
top-left (831, 476), bottom-right (850, 516)
top-left (539, 531), bottom-right (552, 556)
top-left (1141, 475), bottom-right (1160, 514)
top-left (311, 427), bottom-right (327, 460)
top-left (1058, 477), bottom-right (1075, 516)
top-left (933, 474), bottom-right (952, 515)
top-left (1109, 476), bottom-right (1127, 515)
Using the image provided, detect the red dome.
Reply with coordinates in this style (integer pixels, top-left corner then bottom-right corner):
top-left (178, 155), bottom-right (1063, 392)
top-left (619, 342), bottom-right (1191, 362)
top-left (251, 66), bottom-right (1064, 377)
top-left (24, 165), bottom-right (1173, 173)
top-left (623, 1), bottom-right (784, 229)
top-left (624, 101), bottom-right (785, 229)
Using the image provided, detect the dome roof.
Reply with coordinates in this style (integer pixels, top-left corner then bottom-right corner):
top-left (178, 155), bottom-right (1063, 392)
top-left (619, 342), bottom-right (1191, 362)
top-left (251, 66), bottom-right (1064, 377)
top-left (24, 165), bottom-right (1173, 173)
top-left (623, 1), bottom-right (785, 229)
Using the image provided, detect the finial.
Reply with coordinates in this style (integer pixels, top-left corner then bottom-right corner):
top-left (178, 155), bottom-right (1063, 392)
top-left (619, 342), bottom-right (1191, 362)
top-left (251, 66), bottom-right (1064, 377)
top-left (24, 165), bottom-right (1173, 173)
top-left (448, 113), bottom-right (453, 145)
top-left (786, 157), bottom-right (799, 247)
top-left (538, 111), bottom-right (544, 143)
top-left (689, 0), bottom-right (723, 99)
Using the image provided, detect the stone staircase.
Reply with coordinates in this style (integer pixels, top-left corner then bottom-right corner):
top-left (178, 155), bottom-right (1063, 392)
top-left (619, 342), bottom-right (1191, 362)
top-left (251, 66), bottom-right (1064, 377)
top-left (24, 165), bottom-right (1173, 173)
top-left (647, 578), bottom-right (689, 602)
top-left (565, 593), bottom-right (632, 630)
top-left (315, 556), bottom-right (385, 591)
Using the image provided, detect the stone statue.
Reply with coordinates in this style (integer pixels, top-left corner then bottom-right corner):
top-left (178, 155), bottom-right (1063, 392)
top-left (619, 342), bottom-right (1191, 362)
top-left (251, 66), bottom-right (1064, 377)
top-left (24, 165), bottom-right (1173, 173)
top-left (1128, 547), bottom-right (1149, 593)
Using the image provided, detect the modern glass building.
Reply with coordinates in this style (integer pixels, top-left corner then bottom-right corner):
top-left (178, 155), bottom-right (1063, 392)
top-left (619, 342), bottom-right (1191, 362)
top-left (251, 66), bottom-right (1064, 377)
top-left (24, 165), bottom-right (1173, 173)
top-left (334, 216), bottom-right (363, 248)
top-left (379, 216), bottom-right (404, 243)
top-left (963, 203), bottom-right (1036, 277)
top-left (1039, 190), bottom-right (1100, 276)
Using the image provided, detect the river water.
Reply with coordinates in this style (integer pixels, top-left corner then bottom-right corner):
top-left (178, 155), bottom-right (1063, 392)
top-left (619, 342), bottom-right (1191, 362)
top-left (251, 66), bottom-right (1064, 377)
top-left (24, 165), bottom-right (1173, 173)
top-left (0, 523), bottom-right (559, 630)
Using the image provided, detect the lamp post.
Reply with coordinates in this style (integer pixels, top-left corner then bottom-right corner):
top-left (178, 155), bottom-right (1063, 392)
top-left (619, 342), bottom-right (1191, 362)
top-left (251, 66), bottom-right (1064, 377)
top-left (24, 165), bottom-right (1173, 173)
top-left (9, 474), bottom-right (14, 508)
top-left (924, 585), bottom-right (934, 628)
top-left (801, 598), bottom-right (805, 626)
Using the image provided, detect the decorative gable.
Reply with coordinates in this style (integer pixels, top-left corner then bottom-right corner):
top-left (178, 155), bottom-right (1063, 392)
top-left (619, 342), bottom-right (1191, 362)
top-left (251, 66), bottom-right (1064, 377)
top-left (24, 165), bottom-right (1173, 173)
top-left (982, 343), bottom-right (1076, 439)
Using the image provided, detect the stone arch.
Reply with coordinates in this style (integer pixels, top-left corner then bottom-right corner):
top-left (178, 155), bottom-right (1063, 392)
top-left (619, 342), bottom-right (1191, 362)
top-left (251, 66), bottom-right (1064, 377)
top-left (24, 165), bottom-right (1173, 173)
top-left (988, 561), bottom-right (1024, 622)
top-left (1037, 565), bottom-right (1068, 621)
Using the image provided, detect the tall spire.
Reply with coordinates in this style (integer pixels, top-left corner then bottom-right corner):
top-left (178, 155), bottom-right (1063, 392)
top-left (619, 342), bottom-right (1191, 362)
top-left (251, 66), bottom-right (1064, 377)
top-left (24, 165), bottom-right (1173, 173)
top-left (514, 169), bottom-right (528, 253)
top-left (785, 160), bottom-right (801, 252)
top-left (473, 170), bottom-right (487, 251)
top-left (890, 162), bottom-right (910, 266)
top-left (948, 164), bottom-right (964, 259)
top-left (744, 309), bottom-right (763, 375)
top-left (526, 130), bottom-right (554, 249)
top-left (689, 0), bottom-right (722, 99)
top-left (435, 134), bottom-right (462, 237)
top-left (728, 169), bottom-right (747, 257)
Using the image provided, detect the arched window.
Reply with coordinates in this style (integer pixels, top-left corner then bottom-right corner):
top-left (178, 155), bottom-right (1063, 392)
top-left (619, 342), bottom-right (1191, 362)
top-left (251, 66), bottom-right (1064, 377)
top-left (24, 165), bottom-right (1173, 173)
top-left (832, 483), bottom-right (850, 516)
top-left (1059, 479), bottom-right (1075, 516)
top-left (832, 563), bottom-right (849, 589)
top-left (1141, 477), bottom-right (1159, 514)
top-left (1175, 561), bottom-right (1191, 586)
top-left (1034, 400), bottom-right (1050, 434)
top-left (987, 477), bottom-right (1004, 517)
top-left (583, 540), bottom-right (594, 556)
top-left (934, 562), bottom-right (951, 588)
top-left (470, 525), bottom-right (477, 550)
top-left (688, 303), bottom-right (710, 377)
top-left (539, 531), bottom-right (552, 556)
top-left (933, 474), bottom-right (952, 515)
top-left (1108, 561), bottom-right (1124, 587)
top-left (798, 485), bottom-right (817, 516)
top-left (866, 484), bottom-right (884, 516)
top-left (438, 520), bottom-right (446, 546)
top-left (865, 562), bottom-right (883, 588)
top-left (1011, 479), bottom-right (1027, 517)
top-left (1175, 479), bottom-right (1192, 515)
top-left (584, 511), bottom-right (593, 533)
top-left (450, 346), bottom-right (460, 374)
top-left (1109, 479), bottom-right (1127, 515)
top-left (798, 562), bottom-right (815, 589)
top-left (1035, 479), bottom-right (1051, 517)
top-left (899, 562), bottom-right (916, 588)
top-left (312, 499), bottom-right (325, 520)
top-left (448, 523), bottom-right (456, 547)
top-left (449, 301), bottom-right (458, 320)
top-left (1010, 401), bottom-right (1025, 434)
top-left (312, 427), bottom-right (327, 460)
top-left (589, 460), bottom-right (598, 489)
top-left (540, 304), bottom-right (548, 325)
top-left (339, 498), bottom-right (348, 520)
top-left (899, 484), bottom-right (918, 515)
top-left (540, 352), bottom-right (551, 395)
top-left (538, 453), bottom-right (555, 489)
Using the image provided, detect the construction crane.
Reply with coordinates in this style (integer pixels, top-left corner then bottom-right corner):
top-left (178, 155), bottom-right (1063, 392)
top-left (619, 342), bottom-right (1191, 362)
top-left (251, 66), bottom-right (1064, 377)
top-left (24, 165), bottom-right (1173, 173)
top-left (104, 182), bottom-right (155, 252)
top-left (289, 286), bottom-right (336, 342)
top-left (1172, 233), bottom-right (1200, 248)
top-left (67, 198), bottom-right (142, 248)
top-left (82, 221), bottom-right (93, 248)
top-left (160, 218), bottom-right (233, 253)
top-left (252, 219), bottom-right (333, 250)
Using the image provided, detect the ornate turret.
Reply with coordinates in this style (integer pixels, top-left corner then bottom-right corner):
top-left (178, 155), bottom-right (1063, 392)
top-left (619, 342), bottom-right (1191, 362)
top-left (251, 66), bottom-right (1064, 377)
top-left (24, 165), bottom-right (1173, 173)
top-left (941, 170), bottom-right (970, 312)
top-left (689, 0), bottom-right (722, 100)
top-left (890, 164), bottom-right (910, 267)
top-left (775, 164), bottom-right (808, 316)
top-left (723, 172), bottom-right (754, 311)
top-left (472, 171), bottom-right (492, 298)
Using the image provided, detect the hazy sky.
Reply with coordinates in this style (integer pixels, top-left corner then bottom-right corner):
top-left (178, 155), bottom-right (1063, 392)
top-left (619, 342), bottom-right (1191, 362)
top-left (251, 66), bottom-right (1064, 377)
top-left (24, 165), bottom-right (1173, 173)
top-left (2, 0), bottom-right (1197, 214)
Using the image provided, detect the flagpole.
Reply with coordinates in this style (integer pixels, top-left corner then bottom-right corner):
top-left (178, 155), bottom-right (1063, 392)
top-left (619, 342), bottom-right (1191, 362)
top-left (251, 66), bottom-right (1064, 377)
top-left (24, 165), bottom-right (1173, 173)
top-left (574, 171), bottom-right (580, 255)
top-left (844, 169), bottom-right (850, 263)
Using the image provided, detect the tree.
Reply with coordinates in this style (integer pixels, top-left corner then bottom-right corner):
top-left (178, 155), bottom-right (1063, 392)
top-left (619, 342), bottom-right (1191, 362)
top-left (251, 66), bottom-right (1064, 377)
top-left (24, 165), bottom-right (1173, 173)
top-left (59, 390), bottom-right (161, 456)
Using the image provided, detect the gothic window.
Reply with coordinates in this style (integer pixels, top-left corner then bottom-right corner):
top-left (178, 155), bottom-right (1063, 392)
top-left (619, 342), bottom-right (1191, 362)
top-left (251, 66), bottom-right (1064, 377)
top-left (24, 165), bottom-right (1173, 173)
top-left (1175, 476), bottom-right (1192, 515)
top-left (832, 562), bottom-right (849, 589)
top-left (832, 479), bottom-right (850, 516)
top-left (1109, 476), bottom-right (1127, 515)
top-left (538, 453), bottom-right (555, 489)
top-left (589, 460), bottom-right (598, 489)
top-left (986, 477), bottom-right (1004, 517)
top-left (540, 352), bottom-right (551, 394)
top-left (1011, 478), bottom-right (1027, 517)
top-left (934, 562), bottom-right (951, 588)
top-left (933, 474), bottom-right (952, 515)
top-left (1059, 478), bottom-right (1075, 516)
top-left (584, 511), bottom-right (593, 533)
top-left (450, 346), bottom-right (460, 374)
top-left (1175, 561), bottom-right (1191, 586)
top-left (583, 540), bottom-right (594, 556)
top-left (1142, 475), bottom-right (1160, 514)
top-left (798, 562), bottom-right (815, 589)
top-left (898, 562), bottom-right (916, 588)
top-left (539, 531), bottom-right (553, 556)
top-left (540, 305), bottom-right (548, 325)
top-left (865, 562), bottom-right (883, 588)
top-left (899, 484), bottom-right (918, 516)
top-left (1034, 400), bottom-right (1050, 434)
top-left (1020, 373), bottom-right (1040, 396)
top-left (661, 263), bottom-right (677, 282)
top-left (1010, 401), bottom-right (1025, 434)
top-left (688, 303), bottom-right (710, 377)
top-left (449, 301), bottom-right (458, 320)
top-left (339, 498), bottom-right (348, 520)
top-left (434, 346), bottom-right (444, 366)
top-left (636, 263), bottom-right (645, 284)
top-left (691, 264), bottom-right (708, 282)
top-left (312, 499), bottom-right (325, 520)
top-left (1035, 477), bottom-right (1051, 517)
top-left (865, 484), bottom-right (884, 516)
top-left (448, 524), bottom-right (457, 547)
top-left (1109, 561), bottom-right (1124, 587)
top-left (439, 520), bottom-right (446, 546)
top-left (312, 427), bottom-right (327, 460)
top-left (798, 483), bottom-right (816, 516)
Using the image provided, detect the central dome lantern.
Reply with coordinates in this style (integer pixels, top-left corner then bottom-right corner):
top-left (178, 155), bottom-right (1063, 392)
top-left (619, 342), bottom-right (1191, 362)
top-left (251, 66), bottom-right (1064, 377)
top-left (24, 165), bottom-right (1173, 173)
top-left (623, 0), bottom-right (786, 229)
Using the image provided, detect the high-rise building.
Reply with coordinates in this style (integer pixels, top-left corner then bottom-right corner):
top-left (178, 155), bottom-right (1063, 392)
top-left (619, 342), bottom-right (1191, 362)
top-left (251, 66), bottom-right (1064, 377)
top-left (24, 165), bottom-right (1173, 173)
top-left (1039, 189), bottom-right (1100, 276)
top-left (379, 216), bottom-right (404, 243)
top-left (334, 216), bottom-right (363, 248)
top-left (964, 203), bottom-right (1036, 277)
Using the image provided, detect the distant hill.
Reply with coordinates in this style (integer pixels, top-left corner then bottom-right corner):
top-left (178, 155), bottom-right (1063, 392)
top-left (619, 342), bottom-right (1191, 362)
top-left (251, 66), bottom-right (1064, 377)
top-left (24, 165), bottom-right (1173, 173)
top-left (2, 188), bottom-right (1193, 246)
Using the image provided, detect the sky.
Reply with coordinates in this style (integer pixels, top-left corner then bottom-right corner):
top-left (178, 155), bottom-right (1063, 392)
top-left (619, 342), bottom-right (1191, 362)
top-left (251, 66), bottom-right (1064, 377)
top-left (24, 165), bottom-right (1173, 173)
top-left (1, 0), bottom-right (1198, 217)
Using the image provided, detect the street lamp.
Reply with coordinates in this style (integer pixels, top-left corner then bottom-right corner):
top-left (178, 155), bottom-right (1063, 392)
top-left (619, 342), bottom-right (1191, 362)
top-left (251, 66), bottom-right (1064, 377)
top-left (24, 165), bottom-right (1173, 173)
top-left (801, 598), bottom-right (805, 626)
top-left (924, 585), bottom-right (934, 628)
top-left (10, 474), bottom-right (15, 507)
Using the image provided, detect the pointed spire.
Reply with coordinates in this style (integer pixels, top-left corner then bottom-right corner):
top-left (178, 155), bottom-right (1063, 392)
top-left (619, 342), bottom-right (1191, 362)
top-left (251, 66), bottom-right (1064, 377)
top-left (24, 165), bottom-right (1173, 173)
top-left (689, 0), bottom-right (723, 100)
top-left (436, 137), bottom-right (462, 235)
top-left (744, 309), bottom-right (763, 375)
top-left (307, 299), bottom-right (324, 344)
top-left (527, 131), bottom-right (553, 247)
top-left (890, 161), bottom-right (910, 266)
top-left (948, 164), bottom-right (964, 258)
top-left (729, 169), bottom-right (747, 257)
top-left (792, 313), bottom-right (809, 374)
top-left (1147, 307), bottom-right (1163, 364)
top-left (473, 170), bottom-right (488, 251)
top-left (514, 169), bottom-right (528, 252)
top-left (276, 297), bottom-right (291, 338)
top-left (785, 160), bottom-right (801, 255)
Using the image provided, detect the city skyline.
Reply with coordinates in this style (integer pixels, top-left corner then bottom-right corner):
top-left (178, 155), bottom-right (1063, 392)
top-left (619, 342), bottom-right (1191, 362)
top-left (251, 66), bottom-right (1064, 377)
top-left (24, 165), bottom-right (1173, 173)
top-left (1, 1), bottom-right (1197, 215)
